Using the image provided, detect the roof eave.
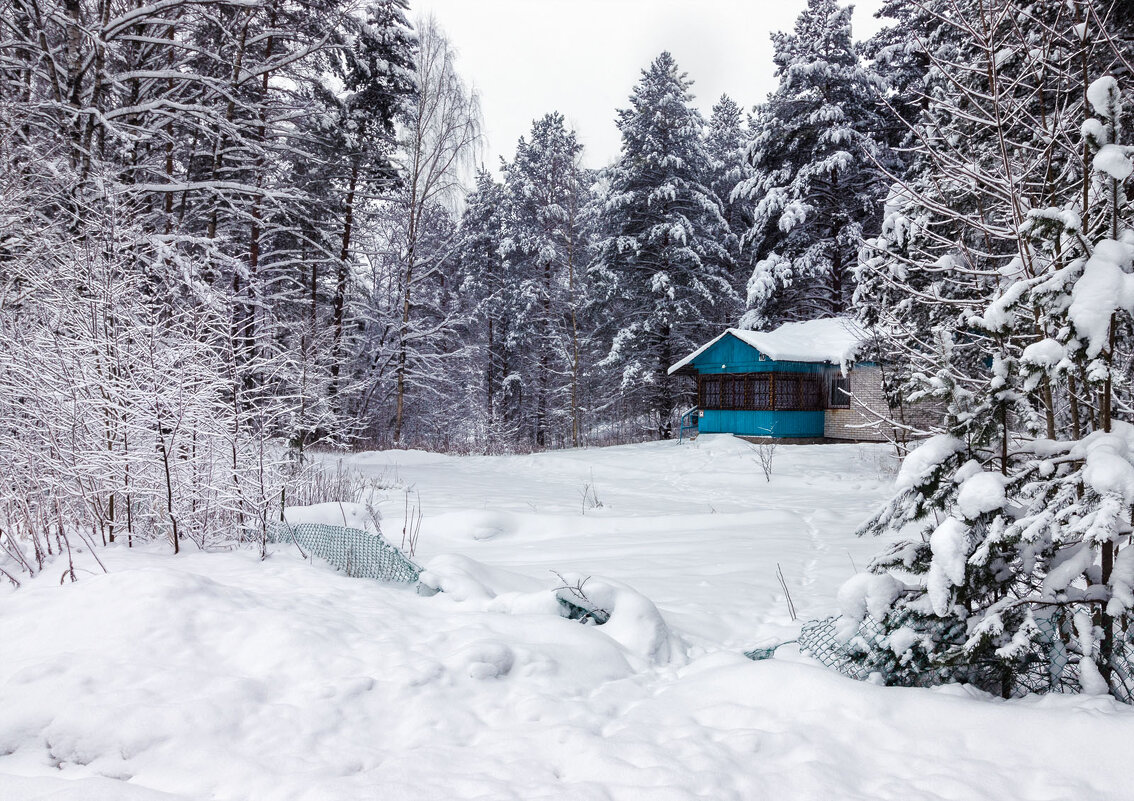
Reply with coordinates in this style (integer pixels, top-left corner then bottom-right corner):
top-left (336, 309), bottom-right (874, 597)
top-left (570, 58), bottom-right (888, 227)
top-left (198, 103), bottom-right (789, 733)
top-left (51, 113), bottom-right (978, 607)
top-left (669, 364), bottom-right (699, 377)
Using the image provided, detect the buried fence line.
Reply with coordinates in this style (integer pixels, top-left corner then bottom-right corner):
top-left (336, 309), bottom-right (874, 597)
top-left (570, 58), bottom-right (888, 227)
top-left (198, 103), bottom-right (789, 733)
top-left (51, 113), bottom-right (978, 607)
top-left (266, 522), bottom-right (426, 588)
top-left (773, 612), bottom-right (1134, 703)
top-left (264, 521), bottom-right (606, 623)
top-left (268, 521), bottom-right (1134, 701)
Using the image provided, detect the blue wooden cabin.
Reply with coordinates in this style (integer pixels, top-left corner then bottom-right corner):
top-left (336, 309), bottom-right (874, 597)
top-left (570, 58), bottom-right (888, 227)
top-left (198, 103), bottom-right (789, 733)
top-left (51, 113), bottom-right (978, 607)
top-left (668, 318), bottom-right (867, 439)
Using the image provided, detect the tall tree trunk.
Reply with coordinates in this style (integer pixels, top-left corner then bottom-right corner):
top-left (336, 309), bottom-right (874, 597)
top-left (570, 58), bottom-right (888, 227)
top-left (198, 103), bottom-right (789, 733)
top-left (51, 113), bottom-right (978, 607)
top-left (241, 19), bottom-right (276, 393)
top-left (206, 13), bottom-right (250, 242)
top-left (63, 0), bottom-right (84, 171)
top-left (393, 205), bottom-right (419, 445)
top-left (536, 258), bottom-right (552, 448)
top-left (658, 325), bottom-right (673, 440)
top-left (330, 157), bottom-right (360, 411)
top-left (568, 236), bottom-right (580, 448)
top-left (486, 316), bottom-right (495, 431)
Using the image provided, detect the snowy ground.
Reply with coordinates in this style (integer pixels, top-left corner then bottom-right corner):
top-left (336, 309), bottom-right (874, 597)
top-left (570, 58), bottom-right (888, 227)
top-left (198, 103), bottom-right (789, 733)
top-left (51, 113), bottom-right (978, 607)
top-left (2, 435), bottom-right (1132, 800)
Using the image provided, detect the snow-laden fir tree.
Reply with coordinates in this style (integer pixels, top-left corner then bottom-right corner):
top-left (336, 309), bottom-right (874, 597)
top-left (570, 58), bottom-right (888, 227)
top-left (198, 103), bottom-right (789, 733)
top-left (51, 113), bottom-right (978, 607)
top-left (499, 113), bottom-right (593, 448)
top-left (859, 0), bottom-right (944, 146)
top-left (705, 94), bottom-right (752, 315)
top-left (852, 0), bottom-right (1094, 451)
top-left (847, 1), bottom-right (1134, 699)
top-left (591, 52), bottom-right (736, 438)
top-left (287, 0), bottom-right (417, 447)
top-left (456, 170), bottom-right (514, 447)
top-left (320, 0), bottom-right (417, 420)
top-left (734, 0), bottom-right (892, 330)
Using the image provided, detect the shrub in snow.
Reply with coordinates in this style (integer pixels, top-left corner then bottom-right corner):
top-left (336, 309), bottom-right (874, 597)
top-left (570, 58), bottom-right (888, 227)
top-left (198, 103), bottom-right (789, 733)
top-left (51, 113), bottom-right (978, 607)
top-left (420, 556), bottom-right (682, 666)
top-left (854, 437), bottom-right (1042, 694)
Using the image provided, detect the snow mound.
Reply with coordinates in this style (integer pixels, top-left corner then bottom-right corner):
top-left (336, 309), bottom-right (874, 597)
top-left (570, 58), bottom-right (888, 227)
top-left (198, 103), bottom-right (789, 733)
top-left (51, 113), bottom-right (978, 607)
top-left (430, 509), bottom-right (520, 541)
top-left (1021, 337), bottom-right (1065, 368)
top-left (284, 502), bottom-right (373, 531)
top-left (0, 775), bottom-right (191, 801)
top-left (419, 553), bottom-right (544, 602)
top-left (1087, 75), bottom-right (1120, 118)
top-left (1068, 238), bottom-right (1134, 358)
top-left (419, 555), bottom-right (683, 666)
top-left (351, 448), bottom-right (453, 467)
top-left (956, 471), bottom-right (1007, 519)
top-left (837, 572), bottom-right (903, 634)
top-left (450, 640), bottom-right (516, 680)
top-left (1071, 423), bottom-right (1134, 504)
top-left (554, 572), bottom-right (685, 666)
top-left (928, 518), bottom-right (969, 616)
top-left (1094, 144), bottom-right (1133, 181)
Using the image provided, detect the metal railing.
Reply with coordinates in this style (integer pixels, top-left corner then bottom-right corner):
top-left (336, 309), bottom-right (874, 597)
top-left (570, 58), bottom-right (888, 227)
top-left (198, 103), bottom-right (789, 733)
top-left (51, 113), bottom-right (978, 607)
top-left (678, 407), bottom-right (699, 443)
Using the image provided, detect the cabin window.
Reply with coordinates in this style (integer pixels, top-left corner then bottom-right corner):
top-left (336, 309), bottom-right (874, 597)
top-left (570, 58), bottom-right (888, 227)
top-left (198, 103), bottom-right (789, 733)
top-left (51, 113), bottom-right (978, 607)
top-left (700, 376), bottom-right (721, 409)
top-left (698, 373), bottom-right (826, 412)
top-left (721, 376), bottom-right (739, 408)
top-left (773, 375), bottom-right (798, 410)
top-left (801, 377), bottom-right (822, 410)
top-left (752, 375), bottom-right (771, 408)
top-left (829, 376), bottom-right (851, 409)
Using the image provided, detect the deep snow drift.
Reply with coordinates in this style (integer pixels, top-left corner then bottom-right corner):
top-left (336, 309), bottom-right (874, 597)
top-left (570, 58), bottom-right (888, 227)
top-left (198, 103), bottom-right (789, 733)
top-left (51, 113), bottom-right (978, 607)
top-left (2, 436), bottom-right (1131, 800)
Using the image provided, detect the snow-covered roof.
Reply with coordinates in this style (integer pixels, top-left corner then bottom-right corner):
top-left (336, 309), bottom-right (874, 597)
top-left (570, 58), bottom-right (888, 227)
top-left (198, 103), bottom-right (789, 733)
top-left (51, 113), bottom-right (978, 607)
top-left (668, 317), bottom-right (870, 375)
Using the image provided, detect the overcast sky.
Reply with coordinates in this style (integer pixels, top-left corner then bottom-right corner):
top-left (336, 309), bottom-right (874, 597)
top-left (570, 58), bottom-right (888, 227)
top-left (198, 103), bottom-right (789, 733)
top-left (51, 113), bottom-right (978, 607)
top-left (410, 0), bottom-right (887, 173)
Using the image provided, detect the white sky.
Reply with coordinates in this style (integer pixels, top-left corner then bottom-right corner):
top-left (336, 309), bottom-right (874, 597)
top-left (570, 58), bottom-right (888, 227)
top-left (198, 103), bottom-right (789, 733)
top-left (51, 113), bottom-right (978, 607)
top-left (410, 0), bottom-right (887, 173)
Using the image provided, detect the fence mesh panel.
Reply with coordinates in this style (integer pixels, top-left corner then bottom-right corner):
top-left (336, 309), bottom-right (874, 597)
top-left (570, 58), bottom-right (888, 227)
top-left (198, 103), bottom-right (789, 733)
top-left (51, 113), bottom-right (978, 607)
top-left (792, 612), bottom-right (1134, 703)
top-left (266, 522), bottom-right (423, 585)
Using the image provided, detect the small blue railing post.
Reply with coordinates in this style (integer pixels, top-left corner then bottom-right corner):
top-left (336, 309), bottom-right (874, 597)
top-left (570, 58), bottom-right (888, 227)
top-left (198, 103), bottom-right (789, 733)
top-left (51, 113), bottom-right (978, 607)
top-left (678, 407), bottom-right (699, 443)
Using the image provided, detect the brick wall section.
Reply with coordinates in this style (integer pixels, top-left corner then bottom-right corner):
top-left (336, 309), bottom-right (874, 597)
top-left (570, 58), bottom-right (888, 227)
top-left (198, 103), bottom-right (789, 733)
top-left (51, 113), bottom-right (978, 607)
top-left (824, 365), bottom-right (942, 441)
top-left (897, 395), bottom-right (944, 432)
top-left (824, 365), bottom-right (891, 441)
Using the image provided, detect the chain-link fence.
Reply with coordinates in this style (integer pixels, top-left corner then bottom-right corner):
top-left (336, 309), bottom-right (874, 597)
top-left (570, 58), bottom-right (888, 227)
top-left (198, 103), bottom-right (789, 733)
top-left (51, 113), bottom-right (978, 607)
top-left (789, 612), bottom-right (1134, 702)
top-left (266, 522), bottom-right (424, 587)
top-left (264, 521), bottom-right (618, 624)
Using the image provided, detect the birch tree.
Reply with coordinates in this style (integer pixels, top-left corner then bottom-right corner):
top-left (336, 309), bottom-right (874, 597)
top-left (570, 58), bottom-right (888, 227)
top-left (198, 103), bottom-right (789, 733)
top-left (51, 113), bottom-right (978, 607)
top-left (389, 15), bottom-right (481, 444)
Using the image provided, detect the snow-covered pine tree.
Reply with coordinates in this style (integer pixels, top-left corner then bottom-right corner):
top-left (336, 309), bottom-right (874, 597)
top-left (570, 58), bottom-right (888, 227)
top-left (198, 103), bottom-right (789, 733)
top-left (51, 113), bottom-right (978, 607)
top-left (855, 0), bottom-right (1116, 453)
top-left (848, 1), bottom-right (1134, 699)
top-left (500, 113), bottom-right (592, 448)
top-left (591, 52), bottom-right (736, 439)
top-left (456, 170), bottom-right (516, 447)
top-left (735, 0), bottom-right (891, 330)
top-left (860, 0), bottom-right (942, 147)
top-left (316, 0), bottom-right (417, 429)
top-left (275, 0), bottom-right (417, 450)
top-left (705, 95), bottom-right (752, 320)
